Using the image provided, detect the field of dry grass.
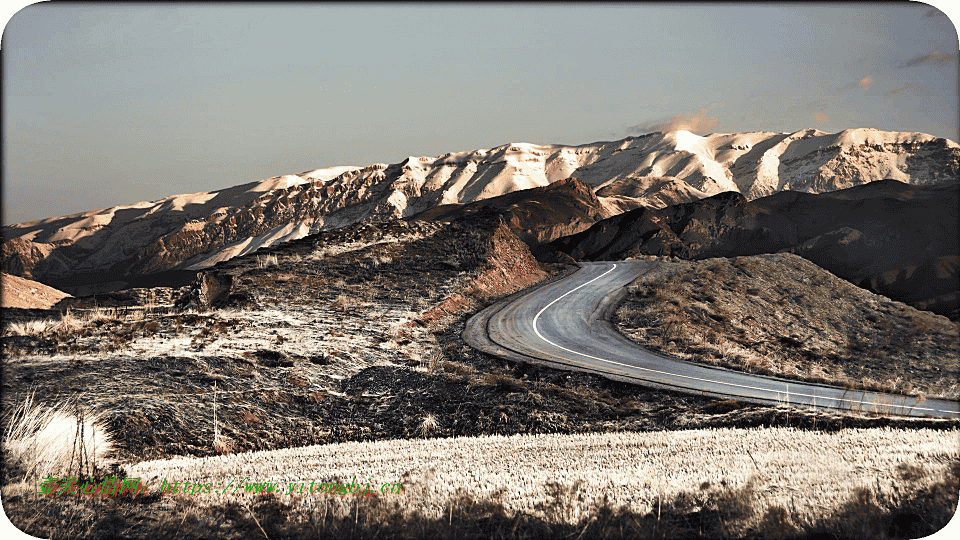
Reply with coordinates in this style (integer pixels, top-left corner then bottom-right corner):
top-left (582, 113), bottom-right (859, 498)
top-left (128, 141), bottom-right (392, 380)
top-left (3, 428), bottom-right (957, 539)
top-left (616, 254), bottom-right (960, 400)
top-left (122, 427), bottom-right (958, 520)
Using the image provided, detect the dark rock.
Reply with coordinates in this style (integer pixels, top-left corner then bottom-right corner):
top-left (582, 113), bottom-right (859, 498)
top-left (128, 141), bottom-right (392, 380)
top-left (199, 272), bottom-right (232, 308)
top-left (308, 354), bottom-right (332, 365)
top-left (175, 271), bottom-right (234, 311)
top-left (254, 349), bottom-right (293, 368)
top-left (222, 290), bottom-right (258, 310)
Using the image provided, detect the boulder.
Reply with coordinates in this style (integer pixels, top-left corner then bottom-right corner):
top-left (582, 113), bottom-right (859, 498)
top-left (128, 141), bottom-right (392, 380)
top-left (176, 271), bottom-right (233, 311)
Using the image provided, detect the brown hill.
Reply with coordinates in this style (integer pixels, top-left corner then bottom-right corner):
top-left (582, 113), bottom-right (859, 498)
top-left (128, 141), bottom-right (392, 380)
top-left (410, 177), bottom-right (617, 246)
top-left (1, 272), bottom-right (71, 309)
top-left (541, 179), bottom-right (960, 318)
top-left (615, 254), bottom-right (958, 399)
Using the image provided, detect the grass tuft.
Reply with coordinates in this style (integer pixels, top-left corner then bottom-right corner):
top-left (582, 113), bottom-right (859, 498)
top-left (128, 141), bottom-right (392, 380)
top-left (2, 392), bottom-right (114, 482)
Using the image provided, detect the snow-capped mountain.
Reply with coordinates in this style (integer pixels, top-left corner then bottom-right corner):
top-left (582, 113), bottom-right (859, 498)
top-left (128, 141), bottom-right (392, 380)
top-left (3, 128), bottom-right (957, 293)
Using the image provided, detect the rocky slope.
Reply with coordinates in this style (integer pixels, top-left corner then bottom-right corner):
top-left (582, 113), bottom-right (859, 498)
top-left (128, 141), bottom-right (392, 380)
top-left (411, 177), bottom-right (619, 245)
top-left (3, 128), bottom-right (957, 293)
top-left (542, 179), bottom-right (959, 318)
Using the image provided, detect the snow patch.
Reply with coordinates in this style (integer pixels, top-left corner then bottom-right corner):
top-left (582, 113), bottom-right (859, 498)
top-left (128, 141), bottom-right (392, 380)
top-left (249, 175), bottom-right (309, 193)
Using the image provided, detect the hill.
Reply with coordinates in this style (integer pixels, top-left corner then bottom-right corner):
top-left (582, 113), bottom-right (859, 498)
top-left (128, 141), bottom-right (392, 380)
top-left (3, 204), bottom-right (958, 540)
top-left (541, 179), bottom-right (960, 318)
top-left (0, 272), bottom-right (71, 309)
top-left (410, 177), bottom-right (617, 245)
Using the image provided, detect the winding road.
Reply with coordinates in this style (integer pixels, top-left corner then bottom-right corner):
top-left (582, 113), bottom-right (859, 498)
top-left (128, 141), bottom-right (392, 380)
top-left (464, 261), bottom-right (960, 419)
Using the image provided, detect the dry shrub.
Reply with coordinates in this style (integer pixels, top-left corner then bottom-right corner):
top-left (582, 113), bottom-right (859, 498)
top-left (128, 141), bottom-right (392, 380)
top-left (332, 293), bottom-right (355, 311)
top-left (482, 372), bottom-right (527, 393)
top-left (427, 351), bottom-right (444, 374)
top-left (213, 434), bottom-right (236, 455)
top-left (441, 360), bottom-right (476, 379)
top-left (417, 414), bottom-right (439, 437)
top-left (4, 319), bottom-right (57, 336)
top-left (257, 254), bottom-right (279, 268)
top-left (2, 392), bottom-right (114, 482)
top-left (54, 310), bottom-right (83, 334)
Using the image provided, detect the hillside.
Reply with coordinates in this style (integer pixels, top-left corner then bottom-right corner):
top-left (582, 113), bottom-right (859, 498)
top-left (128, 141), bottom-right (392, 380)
top-left (542, 179), bottom-right (960, 318)
top-left (410, 177), bottom-right (618, 245)
top-left (615, 254), bottom-right (959, 399)
top-left (7, 212), bottom-right (954, 464)
top-left (0, 272), bottom-right (71, 309)
top-left (3, 128), bottom-right (956, 294)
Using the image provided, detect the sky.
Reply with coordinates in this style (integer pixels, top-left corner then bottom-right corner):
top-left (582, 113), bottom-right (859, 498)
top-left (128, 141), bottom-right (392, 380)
top-left (2, 2), bottom-right (958, 225)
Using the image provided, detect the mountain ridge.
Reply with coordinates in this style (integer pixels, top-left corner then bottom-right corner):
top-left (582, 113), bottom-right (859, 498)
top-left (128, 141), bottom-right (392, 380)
top-left (3, 127), bottom-right (957, 293)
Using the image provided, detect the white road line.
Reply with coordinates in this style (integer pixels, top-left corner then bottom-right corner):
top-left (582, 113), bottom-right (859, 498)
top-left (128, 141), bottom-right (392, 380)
top-left (530, 264), bottom-right (956, 417)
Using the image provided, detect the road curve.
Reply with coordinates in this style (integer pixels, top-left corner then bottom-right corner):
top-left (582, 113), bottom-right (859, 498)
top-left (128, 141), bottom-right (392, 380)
top-left (464, 261), bottom-right (960, 419)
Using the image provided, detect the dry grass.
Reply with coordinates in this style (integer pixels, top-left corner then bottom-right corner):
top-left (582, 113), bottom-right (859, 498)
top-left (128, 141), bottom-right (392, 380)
top-left (257, 253), bottom-right (279, 268)
top-left (2, 392), bottom-right (114, 482)
top-left (332, 293), bottom-right (357, 311)
top-left (4, 427), bottom-right (952, 539)
top-left (3, 306), bottom-right (135, 338)
top-left (121, 427), bottom-right (958, 521)
top-left (416, 414), bottom-right (439, 437)
top-left (617, 254), bottom-right (960, 399)
top-left (4, 466), bottom-right (957, 539)
top-left (4, 318), bottom-right (58, 336)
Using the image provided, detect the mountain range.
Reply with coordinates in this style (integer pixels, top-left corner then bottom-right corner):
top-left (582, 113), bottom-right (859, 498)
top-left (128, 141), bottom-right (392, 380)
top-left (3, 127), bottom-right (958, 299)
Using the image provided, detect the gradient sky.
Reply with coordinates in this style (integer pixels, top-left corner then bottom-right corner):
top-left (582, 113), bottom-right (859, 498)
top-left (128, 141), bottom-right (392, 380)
top-left (3, 2), bottom-right (958, 225)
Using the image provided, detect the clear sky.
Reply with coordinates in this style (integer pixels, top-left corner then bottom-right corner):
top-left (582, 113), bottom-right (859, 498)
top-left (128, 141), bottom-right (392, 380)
top-left (2, 2), bottom-right (958, 225)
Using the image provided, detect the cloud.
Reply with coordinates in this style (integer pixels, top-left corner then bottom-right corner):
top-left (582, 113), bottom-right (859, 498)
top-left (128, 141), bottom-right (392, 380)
top-left (812, 112), bottom-right (830, 127)
top-left (839, 75), bottom-right (874, 93)
top-left (901, 51), bottom-right (957, 68)
top-left (888, 82), bottom-right (934, 97)
top-left (889, 84), bottom-right (911, 97)
top-left (627, 107), bottom-right (719, 134)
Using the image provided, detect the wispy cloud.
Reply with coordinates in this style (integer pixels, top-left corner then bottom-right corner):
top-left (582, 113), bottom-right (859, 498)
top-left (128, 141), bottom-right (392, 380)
top-left (811, 112), bottom-right (829, 127)
top-left (889, 84), bottom-right (911, 97)
top-left (627, 107), bottom-right (718, 134)
top-left (901, 51), bottom-right (957, 68)
top-left (839, 75), bottom-right (873, 93)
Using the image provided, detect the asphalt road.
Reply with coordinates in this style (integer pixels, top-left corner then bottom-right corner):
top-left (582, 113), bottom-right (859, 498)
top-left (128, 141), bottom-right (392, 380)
top-left (464, 261), bottom-right (960, 419)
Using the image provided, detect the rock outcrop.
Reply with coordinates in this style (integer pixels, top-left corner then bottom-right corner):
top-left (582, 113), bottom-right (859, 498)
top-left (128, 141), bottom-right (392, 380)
top-left (175, 271), bottom-right (236, 311)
